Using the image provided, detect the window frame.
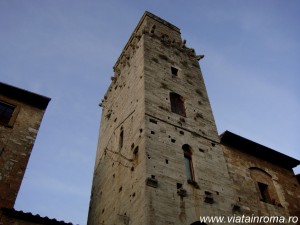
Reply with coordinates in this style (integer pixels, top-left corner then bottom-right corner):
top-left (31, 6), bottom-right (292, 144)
top-left (0, 99), bottom-right (19, 127)
top-left (249, 167), bottom-right (280, 206)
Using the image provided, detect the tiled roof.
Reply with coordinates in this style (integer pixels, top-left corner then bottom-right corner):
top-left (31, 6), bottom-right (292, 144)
top-left (1, 208), bottom-right (73, 225)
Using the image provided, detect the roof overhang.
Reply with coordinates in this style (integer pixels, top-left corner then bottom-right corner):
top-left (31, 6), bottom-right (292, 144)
top-left (220, 130), bottom-right (300, 169)
top-left (0, 82), bottom-right (51, 110)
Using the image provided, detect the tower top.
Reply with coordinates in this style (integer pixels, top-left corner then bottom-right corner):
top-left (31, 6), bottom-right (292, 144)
top-left (114, 11), bottom-right (181, 70)
top-left (141, 11), bottom-right (180, 33)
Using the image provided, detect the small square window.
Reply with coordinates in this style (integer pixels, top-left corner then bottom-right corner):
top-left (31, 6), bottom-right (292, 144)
top-left (0, 101), bottom-right (16, 126)
top-left (171, 67), bottom-right (178, 76)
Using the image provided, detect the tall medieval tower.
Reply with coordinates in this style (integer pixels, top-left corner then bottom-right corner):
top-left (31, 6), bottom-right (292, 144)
top-left (88, 12), bottom-right (237, 225)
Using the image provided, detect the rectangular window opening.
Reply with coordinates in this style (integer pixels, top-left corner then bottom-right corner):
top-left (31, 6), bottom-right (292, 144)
top-left (0, 101), bottom-right (15, 126)
top-left (177, 183), bottom-right (182, 189)
top-left (257, 182), bottom-right (271, 203)
top-left (171, 66), bottom-right (178, 76)
top-left (170, 92), bottom-right (186, 117)
top-left (149, 118), bottom-right (157, 124)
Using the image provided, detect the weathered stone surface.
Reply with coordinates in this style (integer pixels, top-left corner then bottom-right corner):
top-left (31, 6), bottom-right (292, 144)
top-left (221, 131), bottom-right (300, 219)
top-left (0, 83), bottom-right (50, 210)
top-left (87, 11), bottom-right (236, 225)
top-left (88, 11), bottom-right (300, 225)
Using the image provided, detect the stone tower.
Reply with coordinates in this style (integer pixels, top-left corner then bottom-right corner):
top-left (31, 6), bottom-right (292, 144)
top-left (88, 12), bottom-right (236, 225)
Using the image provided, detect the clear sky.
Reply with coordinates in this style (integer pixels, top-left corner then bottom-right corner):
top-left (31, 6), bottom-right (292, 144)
top-left (1, 0), bottom-right (299, 224)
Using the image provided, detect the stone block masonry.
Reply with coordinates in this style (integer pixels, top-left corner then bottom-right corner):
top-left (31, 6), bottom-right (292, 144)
top-left (88, 12), bottom-right (236, 225)
top-left (0, 82), bottom-right (50, 209)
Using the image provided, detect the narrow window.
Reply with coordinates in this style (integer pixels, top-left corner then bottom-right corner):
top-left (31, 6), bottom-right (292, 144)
top-left (119, 127), bottom-right (124, 149)
top-left (0, 101), bottom-right (15, 126)
top-left (182, 144), bottom-right (194, 181)
top-left (171, 66), bottom-right (178, 76)
top-left (170, 92), bottom-right (186, 117)
top-left (257, 182), bottom-right (271, 203)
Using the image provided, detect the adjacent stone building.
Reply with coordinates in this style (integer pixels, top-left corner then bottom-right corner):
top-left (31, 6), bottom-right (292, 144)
top-left (0, 82), bottom-right (50, 210)
top-left (0, 82), bottom-right (71, 225)
top-left (87, 11), bottom-right (300, 225)
top-left (221, 131), bottom-right (300, 219)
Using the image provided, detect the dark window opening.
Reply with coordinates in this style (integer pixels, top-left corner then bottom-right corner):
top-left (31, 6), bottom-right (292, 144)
top-left (133, 146), bottom-right (139, 155)
top-left (0, 101), bottom-right (15, 126)
top-left (177, 183), bottom-right (182, 189)
top-left (149, 118), bottom-right (157, 124)
top-left (119, 128), bottom-right (124, 149)
top-left (171, 66), bottom-right (178, 76)
top-left (205, 191), bottom-right (212, 196)
top-left (258, 182), bottom-right (272, 203)
top-left (170, 92), bottom-right (186, 117)
top-left (182, 144), bottom-right (194, 181)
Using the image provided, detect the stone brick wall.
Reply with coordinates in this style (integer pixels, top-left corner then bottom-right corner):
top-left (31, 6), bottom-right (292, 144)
top-left (0, 89), bottom-right (48, 209)
top-left (222, 143), bottom-right (300, 218)
top-left (87, 12), bottom-right (147, 224)
top-left (142, 13), bottom-right (237, 225)
top-left (88, 12), bottom-right (237, 225)
top-left (88, 11), bottom-right (300, 225)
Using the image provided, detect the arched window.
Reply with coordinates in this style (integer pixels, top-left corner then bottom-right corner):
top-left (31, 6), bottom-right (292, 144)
top-left (249, 167), bottom-right (280, 205)
top-left (170, 92), bottom-right (186, 117)
top-left (182, 144), bottom-right (194, 181)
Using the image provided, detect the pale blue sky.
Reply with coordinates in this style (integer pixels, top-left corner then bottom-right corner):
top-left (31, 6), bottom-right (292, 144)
top-left (1, 1), bottom-right (299, 224)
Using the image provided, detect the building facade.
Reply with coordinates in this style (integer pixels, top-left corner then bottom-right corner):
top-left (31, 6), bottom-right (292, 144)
top-left (1, 12), bottom-right (298, 225)
top-left (221, 131), bottom-right (300, 220)
top-left (0, 82), bottom-right (71, 225)
top-left (88, 12), bottom-right (300, 225)
top-left (0, 82), bottom-right (50, 210)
